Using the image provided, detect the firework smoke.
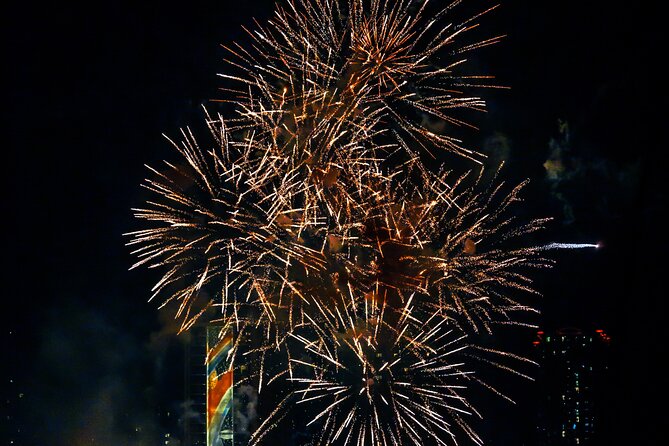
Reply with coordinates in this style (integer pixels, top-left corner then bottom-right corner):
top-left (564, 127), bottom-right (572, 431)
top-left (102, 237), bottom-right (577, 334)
top-left (127, 1), bottom-right (577, 444)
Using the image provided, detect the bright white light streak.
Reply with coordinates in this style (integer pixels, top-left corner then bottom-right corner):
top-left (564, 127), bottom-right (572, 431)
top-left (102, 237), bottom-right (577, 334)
top-left (539, 242), bottom-right (600, 250)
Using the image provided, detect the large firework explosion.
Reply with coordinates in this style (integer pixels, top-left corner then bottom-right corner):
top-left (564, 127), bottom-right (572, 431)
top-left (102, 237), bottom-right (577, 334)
top-left (126, 0), bottom-right (593, 444)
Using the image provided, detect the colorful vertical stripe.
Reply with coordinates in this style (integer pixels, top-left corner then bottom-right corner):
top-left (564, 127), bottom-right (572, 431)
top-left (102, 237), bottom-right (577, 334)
top-left (206, 328), bottom-right (234, 446)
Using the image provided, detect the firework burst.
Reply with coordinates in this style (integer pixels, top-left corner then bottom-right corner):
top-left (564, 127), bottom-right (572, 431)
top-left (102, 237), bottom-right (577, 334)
top-left (288, 316), bottom-right (478, 446)
top-left (220, 0), bottom-right (504, 165)
top-left (125, 1), bottom-right (578, 445)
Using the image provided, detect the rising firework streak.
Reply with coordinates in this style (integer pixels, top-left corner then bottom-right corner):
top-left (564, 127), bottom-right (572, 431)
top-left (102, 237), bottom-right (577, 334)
top-left (540, 243), bottom-right (600, 250)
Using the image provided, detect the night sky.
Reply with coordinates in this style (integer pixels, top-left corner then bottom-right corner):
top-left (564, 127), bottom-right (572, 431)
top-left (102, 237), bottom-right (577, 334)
top-left (4, 1), bottom-right (665, 445)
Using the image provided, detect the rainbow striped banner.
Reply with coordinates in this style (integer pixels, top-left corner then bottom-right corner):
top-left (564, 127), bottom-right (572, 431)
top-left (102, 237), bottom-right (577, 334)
top-left (206, 327), bottom-right (234, 446)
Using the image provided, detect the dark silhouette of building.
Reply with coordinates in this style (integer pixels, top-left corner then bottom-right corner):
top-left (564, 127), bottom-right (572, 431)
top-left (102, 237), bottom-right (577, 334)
top-left (532, 327), bottom-right (610, 445)
top-left (184, 326), bottom-right (208, 446)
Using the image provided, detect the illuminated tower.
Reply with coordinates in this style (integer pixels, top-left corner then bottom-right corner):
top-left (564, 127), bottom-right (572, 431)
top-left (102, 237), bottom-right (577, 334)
top-left (184, 325), bottom-right (258, 446)
top-left (533, 327), bottom-right (611, 445)
top-left (206, 326), bottom-right (235, 446)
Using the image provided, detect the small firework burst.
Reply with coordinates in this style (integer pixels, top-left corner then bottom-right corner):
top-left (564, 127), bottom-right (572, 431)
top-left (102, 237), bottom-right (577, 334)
top-left (289, 315), bottom-right (478, 446)
top-left (279, 288), bottom-right (538, 446)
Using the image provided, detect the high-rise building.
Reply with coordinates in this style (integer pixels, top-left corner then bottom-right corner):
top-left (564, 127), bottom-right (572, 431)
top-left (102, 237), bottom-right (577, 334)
top-left (184, 326), bottom-right (208, 446)
top-left (532, 327), bottom-right (611, 445)
top-left (185, 325), bottom-right (258, 446)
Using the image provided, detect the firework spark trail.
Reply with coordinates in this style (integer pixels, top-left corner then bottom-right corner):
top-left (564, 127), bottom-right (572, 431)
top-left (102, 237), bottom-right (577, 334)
top-left (539, 242), bottom-right (600, 250)
top-left (126, 1), bottom-right (590, 445)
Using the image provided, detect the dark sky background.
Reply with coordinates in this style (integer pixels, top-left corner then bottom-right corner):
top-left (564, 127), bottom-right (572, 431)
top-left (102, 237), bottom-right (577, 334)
top-left (3, 1), bottom-right (665, 445)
